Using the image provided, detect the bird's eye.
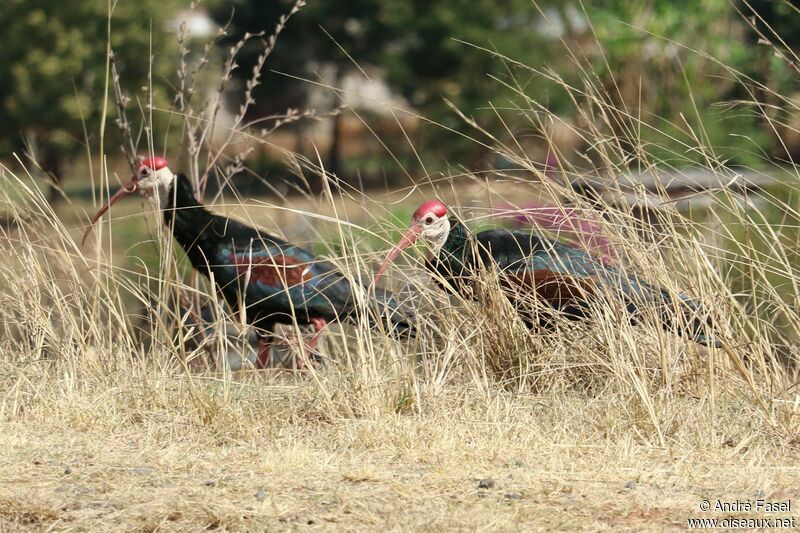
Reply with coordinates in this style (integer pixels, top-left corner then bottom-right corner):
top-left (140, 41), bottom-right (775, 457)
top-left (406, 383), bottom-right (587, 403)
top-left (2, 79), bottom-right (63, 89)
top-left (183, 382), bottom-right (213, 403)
top-left (425, 216), bottom-right (434, 225)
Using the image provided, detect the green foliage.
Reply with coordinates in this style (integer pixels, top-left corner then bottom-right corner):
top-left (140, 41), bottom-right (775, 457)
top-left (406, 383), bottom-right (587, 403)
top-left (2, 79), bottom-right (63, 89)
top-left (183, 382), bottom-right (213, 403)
top-left (212, 0), bottom-right (548, 168)
top-left (213, 0), bottom-right (797, 173)
top-left (375, 0), bottom-right (547, 162)
top-left (575, 0), bottom-right (797, 167)
top-left (2, 0), bottom-right (796, 181)
top-left (0, 0), bottom-right (179, 179)
top-left (211, 0), bottom-right (393, 115)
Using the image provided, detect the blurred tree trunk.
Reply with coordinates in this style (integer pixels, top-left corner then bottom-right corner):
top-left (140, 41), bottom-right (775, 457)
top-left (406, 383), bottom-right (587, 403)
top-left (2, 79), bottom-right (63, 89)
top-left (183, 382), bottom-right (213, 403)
top-left (25, 131), bottom-right (65, 205)
top-left (42, 150), bottom-right (64, 205)
top-left (328, 112), bottom-right (342, 179)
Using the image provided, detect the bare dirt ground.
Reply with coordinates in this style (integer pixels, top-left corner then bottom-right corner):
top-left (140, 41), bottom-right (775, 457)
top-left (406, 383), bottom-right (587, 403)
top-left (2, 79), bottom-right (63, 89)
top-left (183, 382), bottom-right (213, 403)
top-left (1, 368), bottom-right (798, 531)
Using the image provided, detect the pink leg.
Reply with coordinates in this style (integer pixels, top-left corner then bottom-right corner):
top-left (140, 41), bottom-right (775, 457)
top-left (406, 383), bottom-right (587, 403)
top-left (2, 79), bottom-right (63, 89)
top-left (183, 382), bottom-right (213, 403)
top-left (289, 318), bottom-right (328, 371)
top-left (255, 336), bottom-right (272, 369)
top-left (306, 318), bottom-right (328, 352)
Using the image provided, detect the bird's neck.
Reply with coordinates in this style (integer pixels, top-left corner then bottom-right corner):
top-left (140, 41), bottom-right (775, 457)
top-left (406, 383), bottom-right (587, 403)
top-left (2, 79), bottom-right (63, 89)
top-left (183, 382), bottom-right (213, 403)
top-left (163, 173), bottom-right (201, 212)
top-left (441, 219), bottom-right (471, 257)
top-left (162, 174), bottom-right (214, 255)
top-left (429, 219), bottom-right (474, 276)
top-left (423, 219), bottom-right (477, 292)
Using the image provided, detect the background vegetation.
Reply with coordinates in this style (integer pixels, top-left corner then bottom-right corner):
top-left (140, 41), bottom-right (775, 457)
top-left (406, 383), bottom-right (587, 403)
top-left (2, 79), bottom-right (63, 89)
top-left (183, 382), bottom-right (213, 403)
top-left (2, 0), bottom-right (799, 192)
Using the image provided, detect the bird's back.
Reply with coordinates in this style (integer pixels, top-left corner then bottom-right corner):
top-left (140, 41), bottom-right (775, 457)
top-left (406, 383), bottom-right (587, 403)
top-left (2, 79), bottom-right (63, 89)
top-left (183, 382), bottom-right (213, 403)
top-left (433, 221), bottom-right (717, 346)
top-left (164, 175), bottom-right (415, 332)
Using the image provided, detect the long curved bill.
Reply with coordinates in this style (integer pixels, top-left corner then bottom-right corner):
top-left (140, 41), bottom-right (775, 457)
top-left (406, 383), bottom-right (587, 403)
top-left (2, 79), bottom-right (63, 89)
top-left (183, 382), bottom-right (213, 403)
top-left (81, 177), bottom-right (139, 245)
top-left (374, 223), bottom-right (421, 284)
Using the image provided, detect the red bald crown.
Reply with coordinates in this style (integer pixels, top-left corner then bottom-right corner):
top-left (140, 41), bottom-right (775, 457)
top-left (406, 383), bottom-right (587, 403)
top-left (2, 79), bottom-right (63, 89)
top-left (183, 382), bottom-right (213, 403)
top-left (413, 200), bottom-right (448, 220)
top-left (138, 156), bottom-right (169, 171)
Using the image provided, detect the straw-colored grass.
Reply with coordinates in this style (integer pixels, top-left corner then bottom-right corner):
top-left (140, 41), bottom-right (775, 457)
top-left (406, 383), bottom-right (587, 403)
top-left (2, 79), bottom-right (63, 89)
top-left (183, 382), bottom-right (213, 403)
top-left (1, 381), bottom-right (796, 531)
top-left (2, 155), bottom-right (799, 530)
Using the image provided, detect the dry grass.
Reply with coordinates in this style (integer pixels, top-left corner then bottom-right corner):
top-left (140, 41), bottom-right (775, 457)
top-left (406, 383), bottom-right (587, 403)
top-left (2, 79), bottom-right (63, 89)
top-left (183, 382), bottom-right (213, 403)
top-left (1, 157), bottom-right (799, 530)
top-left (2, 2), bottom-right (800, 530)
top-left (1, 362), bottom-right (798, 531)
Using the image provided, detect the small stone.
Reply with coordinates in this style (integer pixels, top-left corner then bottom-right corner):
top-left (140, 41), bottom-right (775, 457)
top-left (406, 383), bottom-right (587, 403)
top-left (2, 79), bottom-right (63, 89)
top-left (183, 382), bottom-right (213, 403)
top-left (63, 467), bottom-right (73, 475)
top-left (504, 492), bottom-right (523, 500)
top-left (203, 480), bottom-right (216, 487)
top-left (478, 478), bottom-right (495, 489)
top-left (255, 490), bottom-right (267, 502)
top-left (624, 480), bottom-right (637, 490)
top-left (767, 489), bottom-right (791, 501)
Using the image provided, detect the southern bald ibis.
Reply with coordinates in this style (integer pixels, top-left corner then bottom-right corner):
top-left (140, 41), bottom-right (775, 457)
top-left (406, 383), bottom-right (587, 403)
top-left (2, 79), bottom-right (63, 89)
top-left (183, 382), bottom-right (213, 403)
top-left (84, 156), bottom-right (415, 367)
top-left (375, 200), bottom-right (719, 347)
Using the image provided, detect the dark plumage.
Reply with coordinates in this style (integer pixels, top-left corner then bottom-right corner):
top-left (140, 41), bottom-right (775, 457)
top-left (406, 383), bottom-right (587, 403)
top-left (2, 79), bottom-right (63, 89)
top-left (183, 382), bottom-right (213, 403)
top-left (165, 173), bottom-right (413, 339)
top-left (85, 158), bottom-right (414, 367)
top-left (377, 201), bottom-right (719, 347)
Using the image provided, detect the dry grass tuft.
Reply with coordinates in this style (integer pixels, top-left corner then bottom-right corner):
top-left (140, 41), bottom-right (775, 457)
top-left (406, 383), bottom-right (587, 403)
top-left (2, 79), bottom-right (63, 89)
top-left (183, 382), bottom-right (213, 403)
top-left (0, 494), bottom-right (63, 529)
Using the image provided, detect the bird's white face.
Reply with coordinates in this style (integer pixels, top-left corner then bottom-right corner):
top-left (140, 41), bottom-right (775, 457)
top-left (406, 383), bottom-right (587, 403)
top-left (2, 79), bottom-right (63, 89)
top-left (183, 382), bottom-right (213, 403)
top-left (374, 199), bottom-right (451, 283)
top-left (83, 155), bottom-right (175, 244)
top-left (136, 163), bottom-right (175, 207)
top-left (413, 209), bottom-right (450, 256)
